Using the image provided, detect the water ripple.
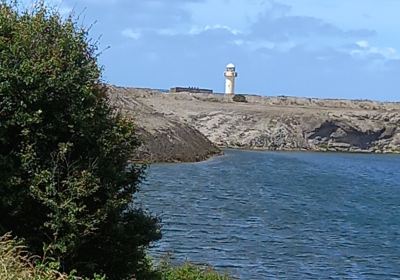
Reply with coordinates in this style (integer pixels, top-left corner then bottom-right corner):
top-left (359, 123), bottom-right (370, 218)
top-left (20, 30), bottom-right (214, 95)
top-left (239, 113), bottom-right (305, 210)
top-left (140, 150), bottom-right (400, 279)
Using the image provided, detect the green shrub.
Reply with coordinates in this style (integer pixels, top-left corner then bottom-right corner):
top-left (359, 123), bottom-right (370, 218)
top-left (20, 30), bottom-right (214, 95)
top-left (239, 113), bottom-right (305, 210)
top-left (0, 2), bottom-right (160, 279)
top-left (155, 259), bottom-right (233, 280)
top-left (232, 94), bottom-right (247, 103)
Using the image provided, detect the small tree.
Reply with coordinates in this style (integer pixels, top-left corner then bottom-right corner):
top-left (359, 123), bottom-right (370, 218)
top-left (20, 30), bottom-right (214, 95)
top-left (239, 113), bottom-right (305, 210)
top-left (0, 1), bottom-right (160, 279)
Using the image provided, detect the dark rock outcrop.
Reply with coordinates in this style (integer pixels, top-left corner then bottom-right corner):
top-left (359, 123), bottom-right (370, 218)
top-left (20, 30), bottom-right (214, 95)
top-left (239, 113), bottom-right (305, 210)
top-left (307, 120), bottom-right (397, 152)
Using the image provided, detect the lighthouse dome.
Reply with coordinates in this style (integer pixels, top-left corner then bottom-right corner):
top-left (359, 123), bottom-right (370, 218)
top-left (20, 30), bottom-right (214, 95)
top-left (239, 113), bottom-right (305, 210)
top-left (226, 63), bottom-right (235, 68)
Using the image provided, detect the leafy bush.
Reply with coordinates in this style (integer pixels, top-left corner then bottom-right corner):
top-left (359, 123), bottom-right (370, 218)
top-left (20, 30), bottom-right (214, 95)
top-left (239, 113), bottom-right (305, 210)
top-left (232, 94), bottom-right (247, 103)
top-left (0, 2), bottom-right (160, 279)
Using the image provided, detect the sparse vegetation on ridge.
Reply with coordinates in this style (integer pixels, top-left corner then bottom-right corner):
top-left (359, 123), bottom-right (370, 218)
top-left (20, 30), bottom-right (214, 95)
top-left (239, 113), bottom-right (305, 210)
top-left (232, 94), bottom-right (247, 103)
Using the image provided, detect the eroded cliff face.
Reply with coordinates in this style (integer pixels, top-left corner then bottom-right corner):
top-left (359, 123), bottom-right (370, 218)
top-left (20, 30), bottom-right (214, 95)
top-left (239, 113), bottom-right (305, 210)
top-left (107, 86), bottom-right (221, 162)
top-left (186, 109), bottom-right (400, 153)
top-left (109, 86), bottom-right (400, 159)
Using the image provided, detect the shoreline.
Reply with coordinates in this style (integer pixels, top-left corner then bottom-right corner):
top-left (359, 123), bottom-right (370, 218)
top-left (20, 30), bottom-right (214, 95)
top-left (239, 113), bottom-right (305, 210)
top-left (149, 146), bottom-right (400, 165)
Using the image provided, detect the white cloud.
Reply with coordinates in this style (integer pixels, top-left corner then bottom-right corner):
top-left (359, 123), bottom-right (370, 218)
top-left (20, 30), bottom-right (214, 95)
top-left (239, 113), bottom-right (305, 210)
top-left (121, 28), bottom-right (141, 40)
top-left (232, 38), bottom-right (296, 52)
top-left (154, 24), bottom-right (242, 37)
top-left (189, 24), bottom-right (242, 35)
top-left (351, 40), bottom-right (399, 60)
top-left (157, 28), bottom-right (179, 36)
top-left (356, 40), bottom-right (369, 49)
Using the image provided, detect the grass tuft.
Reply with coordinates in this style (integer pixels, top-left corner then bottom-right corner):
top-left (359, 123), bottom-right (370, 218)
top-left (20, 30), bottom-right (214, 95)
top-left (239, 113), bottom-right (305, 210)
top-left (0, 233), bottom-right (84, 280)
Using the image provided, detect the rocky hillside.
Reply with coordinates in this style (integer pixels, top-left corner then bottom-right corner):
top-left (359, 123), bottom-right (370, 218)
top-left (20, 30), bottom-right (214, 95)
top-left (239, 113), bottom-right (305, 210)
top-left (108, 86), bottom-right (400, 161)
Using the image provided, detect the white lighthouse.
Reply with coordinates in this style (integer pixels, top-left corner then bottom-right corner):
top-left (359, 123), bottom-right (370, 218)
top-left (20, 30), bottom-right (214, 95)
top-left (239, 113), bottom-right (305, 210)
top-left (224, 63), bottom-right (237, 95)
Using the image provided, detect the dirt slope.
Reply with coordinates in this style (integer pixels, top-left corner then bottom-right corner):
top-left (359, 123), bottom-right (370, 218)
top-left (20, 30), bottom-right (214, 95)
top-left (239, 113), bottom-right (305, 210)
top-left (108, 86), bottom-right (221, 162)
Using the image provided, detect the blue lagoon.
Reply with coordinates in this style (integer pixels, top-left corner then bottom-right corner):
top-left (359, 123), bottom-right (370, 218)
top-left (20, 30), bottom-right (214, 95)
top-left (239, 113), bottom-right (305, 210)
top-left (140, 150), bottom-right (400, 279)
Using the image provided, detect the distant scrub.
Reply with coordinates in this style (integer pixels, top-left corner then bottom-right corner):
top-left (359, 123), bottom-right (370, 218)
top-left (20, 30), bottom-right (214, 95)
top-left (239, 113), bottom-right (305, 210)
top-left (232, 94), bottom-right (247, 103)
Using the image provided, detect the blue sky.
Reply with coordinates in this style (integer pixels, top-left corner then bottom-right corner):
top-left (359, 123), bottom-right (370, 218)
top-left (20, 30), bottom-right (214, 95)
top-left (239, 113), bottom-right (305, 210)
top-left (22, 0), bottom-right (400, 101)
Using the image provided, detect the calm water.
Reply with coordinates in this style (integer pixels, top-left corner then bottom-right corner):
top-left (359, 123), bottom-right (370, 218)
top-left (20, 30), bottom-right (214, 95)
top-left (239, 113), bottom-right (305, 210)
top-left (140, 150), bottom-right (400, 279)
